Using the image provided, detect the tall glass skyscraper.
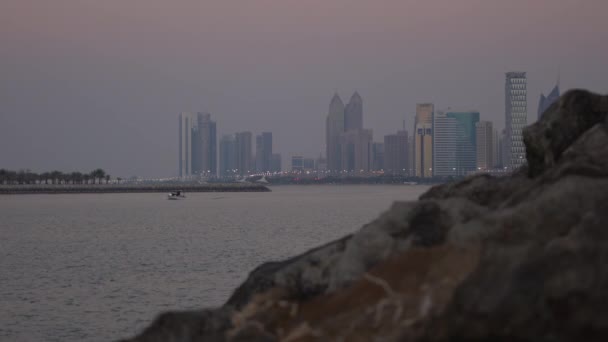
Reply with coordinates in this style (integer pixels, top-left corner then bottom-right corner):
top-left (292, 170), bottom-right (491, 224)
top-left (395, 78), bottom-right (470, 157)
top-left (433, 110), bottom-right (479, 176)
top-left (505, 72), bottom-right (527, 170)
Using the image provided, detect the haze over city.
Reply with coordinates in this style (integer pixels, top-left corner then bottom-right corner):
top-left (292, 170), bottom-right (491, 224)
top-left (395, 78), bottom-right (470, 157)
top-left (1, 0), bottom-right (607, 177)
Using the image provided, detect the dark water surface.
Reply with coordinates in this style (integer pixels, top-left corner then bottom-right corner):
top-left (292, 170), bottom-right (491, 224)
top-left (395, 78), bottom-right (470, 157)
top-left (0, 185), bottom-right (428, 342)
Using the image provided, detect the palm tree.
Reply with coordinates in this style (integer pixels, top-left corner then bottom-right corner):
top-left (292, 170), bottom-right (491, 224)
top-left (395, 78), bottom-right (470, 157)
top-left (0, 169), bottom-right (6, 185)
top-left (40, 172), bottom-right (50, 184)
top-left (71, 172), bottom-right (83, 184)
top-left (83, 174), bottom-right (90, 184)
top-left (90, 169), bottom-right (105, 184)
top-left (116, 177), bottom-right (122, 184)
top-left (105, 175), bottom-right (110, 184)
top-left (50, 171), bottom-right (62, 185)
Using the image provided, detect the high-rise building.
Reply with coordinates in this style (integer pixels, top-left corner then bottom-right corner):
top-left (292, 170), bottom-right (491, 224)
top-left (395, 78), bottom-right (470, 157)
top-left (372, 142), bottom-right (385, 172)
top-left (326, 93), bottom-right (345, 173)
top-left (433, 111), bottom-right (460, 177)
top-left (476, 121), bottom-right (494, 171)
top-left (537, 82), bottom-right (560, 120)
top-left (505, 72), bottom-right (527, 170)
top-left (407, 136), bottom-right (414, 176)
top-left (270, 153), bottom-right (282, 173)
top-left (291, 156), bottom-right (304, 172)
top-left (179, 112), bottom-right (217, 178)
top-left (197, 113), bottom-right (217, 176)
top-left (383, 131), bottom-right (408, 175)
top-left (414, 103), bottom-right (434, 178)
top-left (219, 134), bottom-right (237, 177)
top-left (235, 131), bottom-right (253, 176)
top-left (255, 132), bottom-right (273, 173)
top-left (448, 110), bottom-right (480, 173)
top-left (340, 129), bottom-right (373, 173)
top-left (500, 129), bottom-right (507, 169)
top-left (179, 112), bottom-right (197, 177)
top-left (344, 91), bottom-right (363, 132)
top-left (433, 110), bottom-right (479, 176)
top-left (492, 128), bottom-right (500, 168)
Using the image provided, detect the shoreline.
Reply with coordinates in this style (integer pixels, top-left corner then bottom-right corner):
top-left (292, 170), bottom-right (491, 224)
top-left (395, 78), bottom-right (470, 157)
top-left (0, 183), bottom-right (270, 194)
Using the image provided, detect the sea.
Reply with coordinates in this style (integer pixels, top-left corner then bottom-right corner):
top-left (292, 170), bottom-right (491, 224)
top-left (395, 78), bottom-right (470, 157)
top-left (0, 185), bottom-right (429, 342)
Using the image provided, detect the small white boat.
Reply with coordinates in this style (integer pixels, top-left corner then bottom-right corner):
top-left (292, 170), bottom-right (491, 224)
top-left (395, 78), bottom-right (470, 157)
top-left (167, 191), bottom-right (186, 200)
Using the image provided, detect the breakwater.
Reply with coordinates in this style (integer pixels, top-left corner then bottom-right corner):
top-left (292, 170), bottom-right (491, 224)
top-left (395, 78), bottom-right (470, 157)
top-left (0, 183), bottom-right (270, 194)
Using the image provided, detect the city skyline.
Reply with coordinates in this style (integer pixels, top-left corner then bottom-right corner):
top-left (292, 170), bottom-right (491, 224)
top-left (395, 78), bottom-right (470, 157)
top-left (1, 0), bottom-right (607, 177)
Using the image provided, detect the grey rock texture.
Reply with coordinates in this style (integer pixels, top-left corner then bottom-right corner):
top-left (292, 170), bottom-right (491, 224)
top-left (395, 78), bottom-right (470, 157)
top-left (121, 89), bottom-right (608, 342)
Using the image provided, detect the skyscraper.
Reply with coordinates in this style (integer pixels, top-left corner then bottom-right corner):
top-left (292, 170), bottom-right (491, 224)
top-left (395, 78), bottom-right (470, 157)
top-left (235, 131), bottom-right (253, 176)
top-left (196, 113), bottom-right (217, 177)
top-left (179, 112), bottom-right (197, 177)
top-left (255, 132), bottom-right (273, 173)
top-left (537, 82), bottom-right (560, 120)
top-left (433, 110), bottom-right (480, 176)
top-left (383, 131), bottom-right (408, 175)
top-left (340, 129), bottom-right (373, 173)
top-left (344, 91), bottom-right (363, 132)
top-left (178, 112), bottom-right (217, 178)
top-left (433, 111), bottom-right (461, 177)
top-left (476, 121), bottom-right (494, 171)
top-left (326, 93), bottom-right (345, 173)
top-left (372, 142), bottom-right (385, 172)
top-left (447, 110), bottom-right (480, 173)
top-left (219, 134), bottom-right (237, 178)
top-left (414, 103), bottom-right (434, 178)
top-left (505, 72), bottom-right (527, 170)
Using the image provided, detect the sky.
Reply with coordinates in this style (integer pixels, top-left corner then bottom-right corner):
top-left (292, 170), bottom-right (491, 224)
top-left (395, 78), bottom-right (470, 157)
top-left (1, 0), bottom-right (607, 178)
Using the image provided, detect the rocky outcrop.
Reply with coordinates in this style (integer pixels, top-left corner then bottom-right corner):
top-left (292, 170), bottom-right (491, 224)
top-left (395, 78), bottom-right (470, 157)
top-left (120, 89), bottom-right (608, 342)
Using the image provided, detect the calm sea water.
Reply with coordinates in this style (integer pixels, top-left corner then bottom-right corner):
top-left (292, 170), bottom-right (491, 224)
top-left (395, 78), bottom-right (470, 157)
top-left (0, 185), bottom-right (428, 342)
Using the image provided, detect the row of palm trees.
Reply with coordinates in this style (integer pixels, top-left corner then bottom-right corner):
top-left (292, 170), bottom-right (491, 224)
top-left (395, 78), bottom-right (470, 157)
top-left (0, 168), bottom-right (121, 185)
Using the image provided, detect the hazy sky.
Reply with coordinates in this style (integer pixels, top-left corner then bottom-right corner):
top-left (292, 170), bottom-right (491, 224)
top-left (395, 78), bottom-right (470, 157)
top-left (1, 0), bottom-right (607, 177)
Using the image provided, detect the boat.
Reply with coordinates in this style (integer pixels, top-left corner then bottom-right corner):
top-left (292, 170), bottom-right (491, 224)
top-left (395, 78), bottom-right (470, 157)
top-left (167, 190), bottom-right (186, 200)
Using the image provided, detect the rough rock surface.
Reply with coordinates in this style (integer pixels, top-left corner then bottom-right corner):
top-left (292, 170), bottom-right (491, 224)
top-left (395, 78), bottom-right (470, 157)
top-left (120, 89), bottom-right (608, 342)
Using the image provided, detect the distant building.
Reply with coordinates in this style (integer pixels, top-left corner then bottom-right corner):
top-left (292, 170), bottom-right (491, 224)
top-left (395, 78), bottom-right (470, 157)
top-left (433, 110), bottom-right (480, 176)
top-left (340, 129), bottom-right (373, 173)
top-left (303, 158), bottom-right (315, 171)
top-left (235, 131), bottom-right (253, 176)
top-left (178, 112), bottom-right (217, 178)
top-left (407, 135), bottom-right (415, 176)
top-left (255, 132), bottom-right (273, 173)
top-left (500, 128), bottom-right (508, 169)
top-left (344, 91), bottom-right (363, 132)
top-left (219, 134), bottom-right (237, 177)
top-left (326, 93), bottom-right (345, 173)
top-left (270, 153), bottom-right (282, 173)
top-left (414, 104), bottom-right (434, 178)
top-left (291, 156), bottom-right (304, 172)
top-left (316, 155), bottom-right (327, 172)
top-left (505, 71), bottom-right (527, 170)
top-left (493, 128), bottom-right (501, 168)
top-left (384, 131), bottom-right (408, 175)
top-left (476, 121), bottom-right (494, 171)
top-left (197, 113), bottom-right (217, 177)
top-left (433, 111), bottom-right (460, 177)
top-left (537, 82), bottom-right (560, 120)
top-left (372, 142), bottom-right (385, 172)
top-left (179, 112), bottom-right (197, 177)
